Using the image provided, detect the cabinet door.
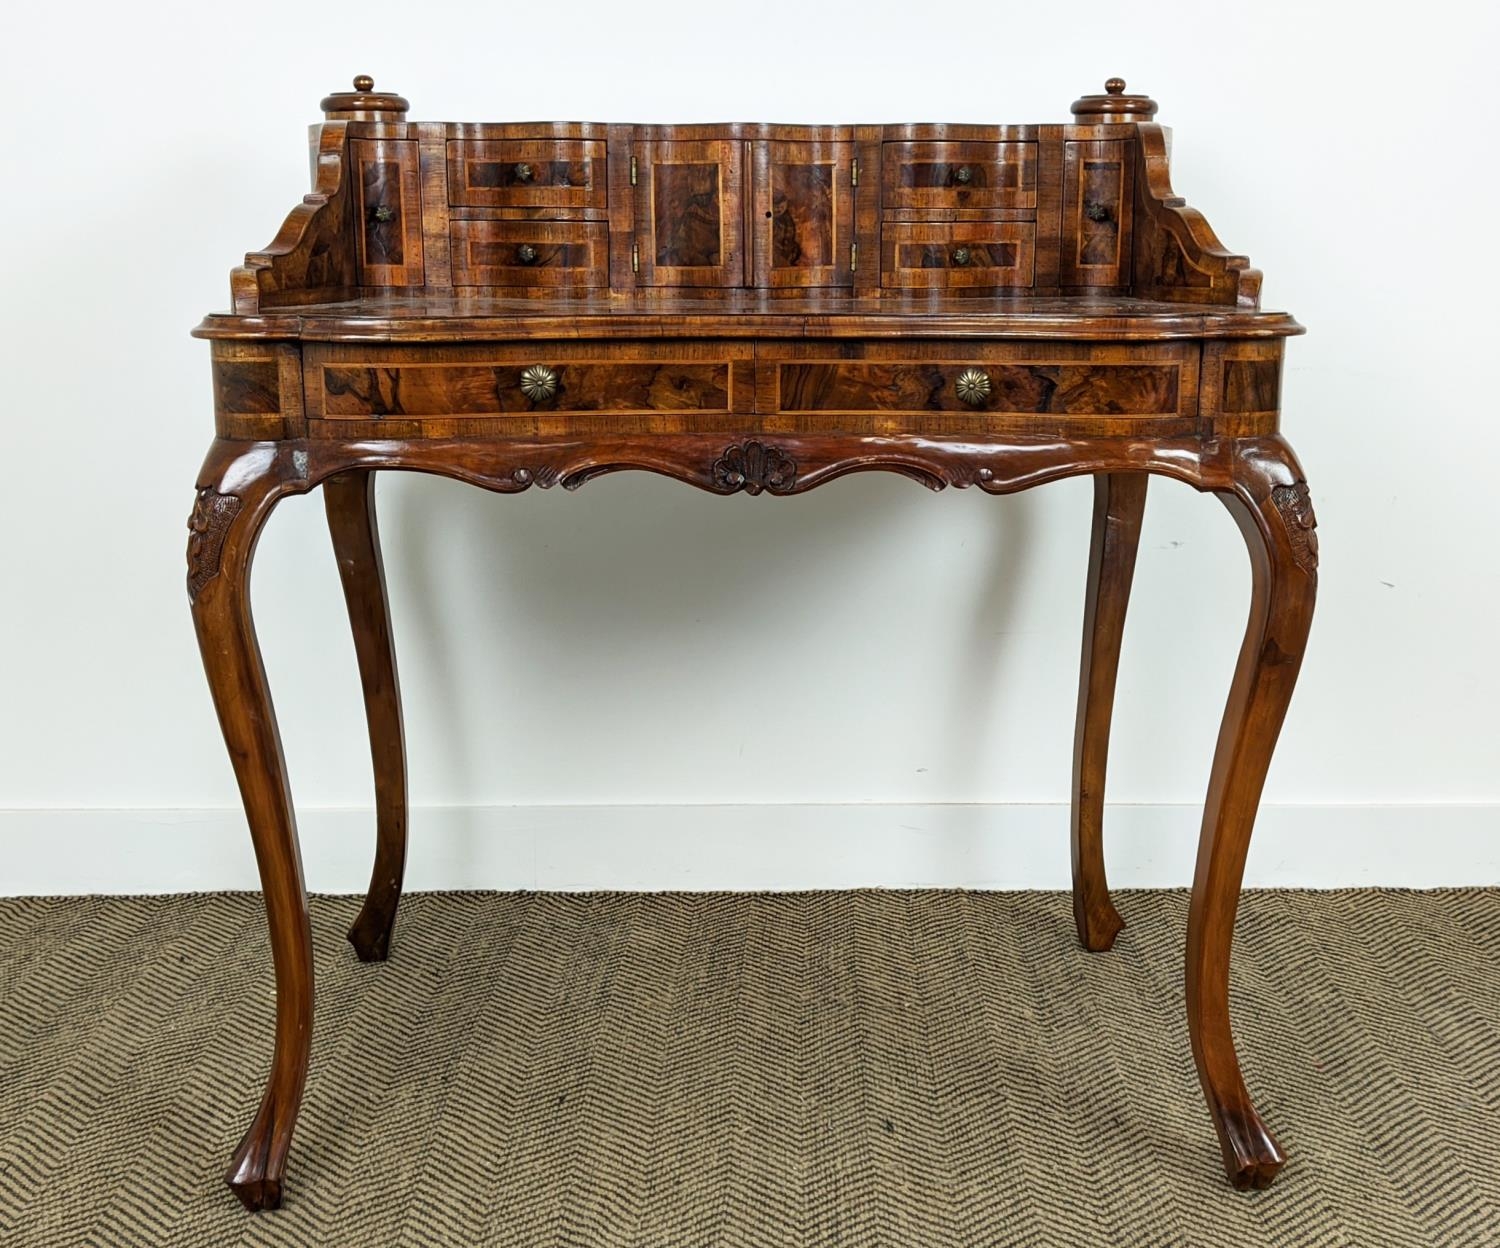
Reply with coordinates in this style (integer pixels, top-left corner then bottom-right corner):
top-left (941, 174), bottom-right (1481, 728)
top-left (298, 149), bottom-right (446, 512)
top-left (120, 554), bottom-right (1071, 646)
top-left (1060, 140), bottom-right (1134, 288)
top-left (351, 139), bottom-right (424, 287)
top-left (751, 141), bottom-right (854, 288)
top-left (635, 139), bottom-right (746, 287)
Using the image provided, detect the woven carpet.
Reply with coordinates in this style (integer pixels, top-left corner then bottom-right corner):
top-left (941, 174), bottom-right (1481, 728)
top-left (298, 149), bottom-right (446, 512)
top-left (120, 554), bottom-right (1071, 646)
top-left (1, 890), bottom-right (1497, 1247)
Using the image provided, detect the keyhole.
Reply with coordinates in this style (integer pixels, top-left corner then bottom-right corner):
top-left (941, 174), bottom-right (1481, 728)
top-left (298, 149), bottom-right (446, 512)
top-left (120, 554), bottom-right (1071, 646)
top-left (765, 210), bottom-right (773, 218)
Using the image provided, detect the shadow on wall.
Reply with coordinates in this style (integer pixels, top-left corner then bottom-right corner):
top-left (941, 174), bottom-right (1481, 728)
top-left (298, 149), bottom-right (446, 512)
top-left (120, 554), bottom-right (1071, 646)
top-left (379, 463), bottom-right (1047, 829)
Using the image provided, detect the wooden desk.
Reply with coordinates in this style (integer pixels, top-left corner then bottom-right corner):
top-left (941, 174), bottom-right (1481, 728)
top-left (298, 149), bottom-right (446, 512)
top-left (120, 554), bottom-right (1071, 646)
top-left (190, 76), bottom-right (1314, 1211)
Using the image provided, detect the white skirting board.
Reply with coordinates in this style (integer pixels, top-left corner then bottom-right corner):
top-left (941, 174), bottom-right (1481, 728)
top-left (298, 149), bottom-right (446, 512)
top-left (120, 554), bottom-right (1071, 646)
top-left (0, 804), bottom-right (1495, 895)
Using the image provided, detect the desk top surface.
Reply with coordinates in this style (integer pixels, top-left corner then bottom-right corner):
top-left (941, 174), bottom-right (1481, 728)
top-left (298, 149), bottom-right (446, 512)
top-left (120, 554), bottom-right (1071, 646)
top-left (195, 295), bottom-right (1302, 343)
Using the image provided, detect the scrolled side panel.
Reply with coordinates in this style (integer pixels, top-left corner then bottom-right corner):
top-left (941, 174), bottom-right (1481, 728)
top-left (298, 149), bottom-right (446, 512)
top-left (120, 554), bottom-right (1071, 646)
top-left (232, 123), bottom-right (359, 313)
top-left (1131, 124), bottom-right (1261, 308)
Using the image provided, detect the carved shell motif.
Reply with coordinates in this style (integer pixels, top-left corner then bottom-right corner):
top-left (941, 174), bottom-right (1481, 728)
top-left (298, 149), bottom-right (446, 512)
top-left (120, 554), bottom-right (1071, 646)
top-left (1271, 482), bottom-right (1318, 574)
top-left (711, 440), bottom-right (797, 495)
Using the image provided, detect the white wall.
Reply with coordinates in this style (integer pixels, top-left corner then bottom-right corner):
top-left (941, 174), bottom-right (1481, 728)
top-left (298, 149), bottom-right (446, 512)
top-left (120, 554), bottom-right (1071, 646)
top-left (1, 0), bottom-right (1496, 891)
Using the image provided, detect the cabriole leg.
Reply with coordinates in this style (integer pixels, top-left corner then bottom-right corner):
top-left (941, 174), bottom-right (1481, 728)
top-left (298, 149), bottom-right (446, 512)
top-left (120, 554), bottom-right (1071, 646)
top-left (1070, 472), bottom-right (1147, 951)
top-left (324, 470), bottom-right (408, 963)
top-left (188, 441), bottom-right (313, 1212)
top-left (1189, 437), bottom-right (1318, 1189)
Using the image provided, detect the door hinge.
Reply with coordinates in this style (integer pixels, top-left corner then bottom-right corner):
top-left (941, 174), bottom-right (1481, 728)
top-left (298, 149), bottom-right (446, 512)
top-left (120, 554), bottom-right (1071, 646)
top-left (632, 242), bottom-right (639, 273)
top-left (850, 241), bottom-right (858, 272)
top-left (851, 157), bottom-right (859, 188)
top-left (629, 155), bottom-right (637, 186)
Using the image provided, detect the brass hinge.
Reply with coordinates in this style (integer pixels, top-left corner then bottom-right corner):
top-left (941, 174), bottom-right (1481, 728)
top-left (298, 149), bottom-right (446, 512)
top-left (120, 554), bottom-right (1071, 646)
top-left (851, 157), bottom-right (859, 188)
top-left (632, 242), bottom-right (639, 273)
top-left (850, 241), bottom-right (857, 272)
top-left (629, 155), bottom-right (637, 186)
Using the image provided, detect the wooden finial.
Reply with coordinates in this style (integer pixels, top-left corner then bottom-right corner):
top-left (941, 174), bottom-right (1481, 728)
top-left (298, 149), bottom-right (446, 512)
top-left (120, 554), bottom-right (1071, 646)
top-left (1071, 76), bottom-right (1158, 123)
top-left (320, 74), bottom-right (409, 121)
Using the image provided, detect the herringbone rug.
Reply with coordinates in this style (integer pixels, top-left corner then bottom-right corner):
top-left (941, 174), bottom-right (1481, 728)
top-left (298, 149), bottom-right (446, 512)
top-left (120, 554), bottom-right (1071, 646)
top-left (1, 890), bottom-right (1496, 1246)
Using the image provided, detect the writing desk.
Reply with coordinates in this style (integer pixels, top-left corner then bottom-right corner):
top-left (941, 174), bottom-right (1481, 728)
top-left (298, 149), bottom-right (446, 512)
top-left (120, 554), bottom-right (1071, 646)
top-left (190, 76), bottom-right (1314, 1211)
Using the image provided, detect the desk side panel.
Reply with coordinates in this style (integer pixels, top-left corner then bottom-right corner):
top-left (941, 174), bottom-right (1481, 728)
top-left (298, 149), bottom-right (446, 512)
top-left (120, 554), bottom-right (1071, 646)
top-left (211, 343), bottom-right (306, 439)
top-left (1199, 339), bottom-right (1283, 436)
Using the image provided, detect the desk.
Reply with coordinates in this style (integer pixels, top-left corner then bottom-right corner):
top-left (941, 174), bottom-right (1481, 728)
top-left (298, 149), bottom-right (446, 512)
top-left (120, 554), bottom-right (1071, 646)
top-left (190, 76), bottom-right (1313, 1211)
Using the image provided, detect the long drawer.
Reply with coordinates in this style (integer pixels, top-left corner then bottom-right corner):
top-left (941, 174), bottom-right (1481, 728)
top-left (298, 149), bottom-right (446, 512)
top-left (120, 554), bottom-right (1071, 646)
top-left (758, 342), bottom-right (1199, 435)
top-left (314, 361), bottom-right (730, 418)
top-left (303, 343), bottom-right (755, 437)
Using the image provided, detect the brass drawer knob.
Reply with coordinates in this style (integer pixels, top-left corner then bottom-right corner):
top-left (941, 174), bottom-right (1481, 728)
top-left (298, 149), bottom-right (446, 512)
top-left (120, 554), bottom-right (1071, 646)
top-left (369, 204), bottom-right (395, 224)
top-left (1084, 200), bottom-right (1112, 223)
top-left (955, 368), bottom-right (992, 406)
top-left (951, 246), bottom-right (971, 267)
top-left (519, 364), bottom-right (559, 402)
top-left (514, 162), bottom-right (535, 183)
top-left (953, 165), bottom-right (973, 185)
top-left (516, 243), bottom-right (540, 265)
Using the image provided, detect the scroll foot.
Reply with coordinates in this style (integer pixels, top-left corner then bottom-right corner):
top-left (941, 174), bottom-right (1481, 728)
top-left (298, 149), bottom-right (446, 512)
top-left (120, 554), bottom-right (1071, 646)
top-left (226, 1126), bottom-right (285, 1211)
top-left (1219, 1106), bottom-right (1286, 1190)
top-left (347, 910), bottom-right (394, 963)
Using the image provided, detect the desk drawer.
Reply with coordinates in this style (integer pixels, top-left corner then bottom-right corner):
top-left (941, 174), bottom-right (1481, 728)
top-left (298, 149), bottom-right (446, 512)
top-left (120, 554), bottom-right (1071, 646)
top-left (880, 222), bottom-right (1035, 289)
top-left (882, 141), bottom-right (1037, 211)
top-left (447, 139), bottom-right (606, 209)
top-left (450, 220), bottom-right (608, 287)
top-left (765, 344), bottom-right (1195, 428)
top-left (307, 346), bottom-right (737, 424)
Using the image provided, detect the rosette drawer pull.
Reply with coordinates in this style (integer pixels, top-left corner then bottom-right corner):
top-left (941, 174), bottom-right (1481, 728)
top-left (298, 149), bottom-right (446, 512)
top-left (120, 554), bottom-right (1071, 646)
top-left (519, 365), bottom-right (559, 402)
top-left (955, 368), bottom-right (992, 406)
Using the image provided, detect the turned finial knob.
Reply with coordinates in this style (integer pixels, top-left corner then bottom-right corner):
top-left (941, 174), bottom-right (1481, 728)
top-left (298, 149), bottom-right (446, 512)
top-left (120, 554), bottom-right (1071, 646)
top-left (1070, 75), bottom-right (1158, 123)
top-left (321, 74), bottom-right (409, 120)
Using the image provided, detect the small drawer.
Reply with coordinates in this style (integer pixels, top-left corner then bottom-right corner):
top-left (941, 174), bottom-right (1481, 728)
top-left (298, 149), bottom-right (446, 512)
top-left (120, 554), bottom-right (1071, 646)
top-left (447, 139), bottom-right (606, 209)
top-left (450, 220), bottom-right (608, 287)
top-left (882, 141), bottom-right (1037, 211)
top-left (880, 222), bottom-right (1035, 289)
